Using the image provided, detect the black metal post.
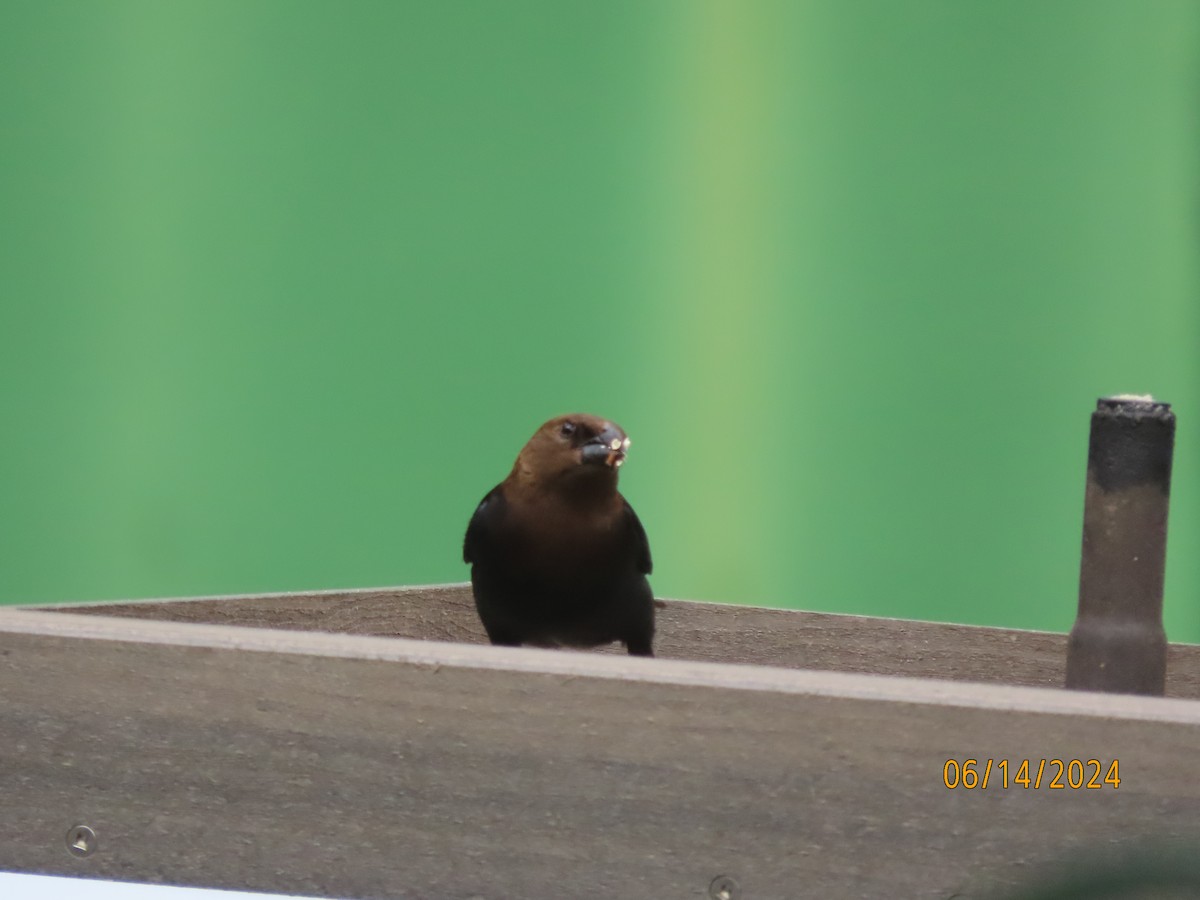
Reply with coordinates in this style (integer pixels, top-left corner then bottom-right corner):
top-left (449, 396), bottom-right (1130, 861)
top-left (1065, 395), bottom-right (1175, 695)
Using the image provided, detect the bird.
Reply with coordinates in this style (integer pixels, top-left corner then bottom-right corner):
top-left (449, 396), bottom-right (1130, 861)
top-left (463, 413), bottom-right (655, 656)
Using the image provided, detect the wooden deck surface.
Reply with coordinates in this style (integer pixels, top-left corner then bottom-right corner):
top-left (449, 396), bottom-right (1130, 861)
top-left (46, 583), bottom-right (1200, 698)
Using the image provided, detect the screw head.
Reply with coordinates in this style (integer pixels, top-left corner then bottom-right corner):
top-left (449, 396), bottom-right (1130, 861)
top-left (66, 824), bottom-right (97, 858)
top-left (709, 874), bottom-right (739, 900)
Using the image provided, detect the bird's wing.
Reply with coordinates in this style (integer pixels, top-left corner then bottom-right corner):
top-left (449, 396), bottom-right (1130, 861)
top-left (463, 486), bottom-right (505, 564)
top-left (623, 499), bottom-right (653, 575)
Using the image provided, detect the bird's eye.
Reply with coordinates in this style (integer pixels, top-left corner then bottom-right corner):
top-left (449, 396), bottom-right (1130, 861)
top-left (560, 421), bottom-right (576, 437)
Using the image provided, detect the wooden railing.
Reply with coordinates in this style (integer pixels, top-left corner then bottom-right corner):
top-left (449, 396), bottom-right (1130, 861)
top-left (2, 583), bottom-right (1198, 898)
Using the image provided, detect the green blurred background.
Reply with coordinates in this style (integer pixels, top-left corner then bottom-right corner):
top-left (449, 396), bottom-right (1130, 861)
top-left (1, 1), bottom-right (1197, 639)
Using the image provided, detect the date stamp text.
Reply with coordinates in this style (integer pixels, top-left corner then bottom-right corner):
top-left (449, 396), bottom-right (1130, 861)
top-left (943, 759), bottom-right (1120, 790)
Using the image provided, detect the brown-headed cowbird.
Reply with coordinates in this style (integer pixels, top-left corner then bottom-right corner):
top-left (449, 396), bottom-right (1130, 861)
top-left (463, 414), bottom-right (655, 656)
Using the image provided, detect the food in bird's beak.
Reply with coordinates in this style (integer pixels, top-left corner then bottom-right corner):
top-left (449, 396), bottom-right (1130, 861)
top-left (606, 437), bottom-right (632, 468)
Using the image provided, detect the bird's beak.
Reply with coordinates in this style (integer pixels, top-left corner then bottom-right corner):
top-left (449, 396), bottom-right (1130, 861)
top-left (581, 425), bottom-right (632, 468)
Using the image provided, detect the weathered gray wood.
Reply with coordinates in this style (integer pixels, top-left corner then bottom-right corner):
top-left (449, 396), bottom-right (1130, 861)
top-left (2, 608), bottom-right (1200, 899)
top-left (43, 583), bottom-right (1200, 698)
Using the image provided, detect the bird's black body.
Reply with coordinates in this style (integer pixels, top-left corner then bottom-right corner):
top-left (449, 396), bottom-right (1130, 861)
top-left (463, 414), bottom-right (655, 656)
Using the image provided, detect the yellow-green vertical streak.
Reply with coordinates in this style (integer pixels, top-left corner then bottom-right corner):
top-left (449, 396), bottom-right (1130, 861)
top-left (645, 1), bottom-right (784, 605)
top-left (86, 3), bottom-right (209, 591)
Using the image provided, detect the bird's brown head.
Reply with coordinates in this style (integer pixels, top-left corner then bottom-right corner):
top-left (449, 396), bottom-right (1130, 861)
top-left (509, 413), bottom-right (632, 495)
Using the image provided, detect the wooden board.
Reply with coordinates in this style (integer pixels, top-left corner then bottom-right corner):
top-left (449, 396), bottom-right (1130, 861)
top-left (3, 608), bottom-right (1200, 899)
top-left (45, 583), bottom-right (1200, 699)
